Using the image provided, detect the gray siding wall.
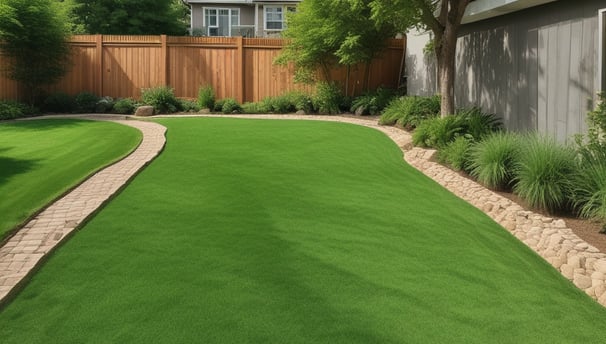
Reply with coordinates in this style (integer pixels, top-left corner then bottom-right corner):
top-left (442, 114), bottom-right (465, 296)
top-left (456, 0), bottom-right (604, 141)
top-left (405, 29), bottom-right (438, 96)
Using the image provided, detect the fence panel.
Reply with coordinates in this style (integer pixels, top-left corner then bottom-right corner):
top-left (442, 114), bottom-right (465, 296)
top-left (0, 35), bottom-right (405, 103)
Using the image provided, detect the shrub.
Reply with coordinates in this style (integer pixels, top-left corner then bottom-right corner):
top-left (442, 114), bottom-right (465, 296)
top-left (43, 92), bottom-right (76, 113)
top-left (571, 149), bottom-right (606, 224)
top-left (113, 98), bottom-right (137, 114)
top-left (0, 100), bottom-right (36, 120)
top-left (242, 101), bottom-right (269, 114)
top-left (95, 96), bottom-right (115, 113)
top-left (74, 92), bottom-right (100, 113)
top-left (350, 87), bottom-right (397, 116)
top-left (379, 95), bottom-right (440, 128)
top-left (457, 107), bottom-right (503, 140)
top-left (266, 95), bottom-right (293, 113)
top-left (438, 136), bottom-right (473, 172)
top-left (313, 82), bottom-right (343, 115)
top-left (213, 99), bottom-right (226, 112)
top-left (513, 134), bottom-right (576, 213)
top-left (142, 86), bottom-right (182, 114)
top-left (197, 84), bottom-right (215, 110)
top-left (287, 91), bottom-right (314, 113)
top-left (180, 99), bottom-right (201, 112)
top-left (467, 132), bottom-right (521, 190)
top-left (412, 115), bottom-right (466, 148)
top-left (221, 98), bottom-right (242, 114)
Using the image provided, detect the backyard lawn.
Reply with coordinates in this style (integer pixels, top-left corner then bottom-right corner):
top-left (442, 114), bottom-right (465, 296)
top-left (0, 118), bottom-right (142, 240)
top-left (1, 118), bottom-right (605, 343)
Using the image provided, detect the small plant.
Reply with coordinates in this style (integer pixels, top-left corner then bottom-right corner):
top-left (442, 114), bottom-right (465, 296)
top-left (438, 136), bottom-right (473, 172)
top-left (95, 96), bottom-right (115, 113)
top-left (513, 133), bottom-right (576, 213)
top-left (113, 98), bottom-right (137, 114)
top-left (412, 115), bottom-right (465, 148)
top-left (213, 99), bottom-right (226, 112)
top-left (0, 100), bottom-right (36, 120)
top-left (379, 95), bottom-right (440, 128)
top-left (571, 149), bottom-right (606, 224)
top-left (241, 101), bottom-right (269, 114)
top-left (75, 92), bottom-right (100, 113)
top-left (197, 84), bottom-right (215, 110)
top-left (179, 99), bottom-right (201, 112)
top-left (457, 107), bottom-right (502, 140)
top-left (43, 92), bottom-right (76, 113)
top-left (350, 87), bottom-right (397, 116)
top-left (467, 131), bottom-right (521, 190)
top-left (221, 98), bottom-right (242, 114)
top-left (313, 82), bottom-right (343, 115)
top-left (142, 86), bottom-right (182, 114)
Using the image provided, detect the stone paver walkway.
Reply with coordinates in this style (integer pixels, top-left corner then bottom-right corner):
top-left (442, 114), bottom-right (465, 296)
top-left (0, 115), bottom-right (166, 303)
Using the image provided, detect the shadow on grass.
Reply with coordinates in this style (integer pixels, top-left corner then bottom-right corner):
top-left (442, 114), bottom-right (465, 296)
top-left (0, 149), bottom-right (40, 185)
top-left (0, 118), bottom-right (89, 132)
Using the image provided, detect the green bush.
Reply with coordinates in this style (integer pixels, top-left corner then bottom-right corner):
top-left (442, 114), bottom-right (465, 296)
top-left (241, 101), bottom-right (269, 114)
top-left (221, 98), bottom-right (242, 114)
top-left (412, 115), bottom-right (466, 148)
top-left (513, 134), bottom-right (576, 213)
top-left (113, 98), bottom-right (137, 114)
top-left (95, 97), bottom-right (115, 113)
top-left (0, 100), bottom-right (36, 120)
top-left (457, 107), bottom-right (502, 141)
top-left (288, 91), bottom-right (314, 113)
top-left (350, 87), bottom-right (397, 116)
top-left (571, 148), bottom-right (606, 224)
top-left (438, 136), bottom-right (473, 172)
top-left (180, 99), bottom-right (201, 112)
top-left (213, 99), bottom-right (226, 112)
top-left (313, 82), bottom-right (343, 115)
top-left (75, 92), bottom-right (100, 113)
top-left (142, 86), bottom-right (182, 114)
top-left (197, 84), bottom-right (215, 110)
top-left (43, 92), bottom-right (76, 113)
top-left (467, 132), bottom-right (521, 190)
top-left (379, 95), bottom-right (440, 128)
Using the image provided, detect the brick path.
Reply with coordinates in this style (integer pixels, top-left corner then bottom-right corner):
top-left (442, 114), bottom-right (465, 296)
top-left (0, 116), bottom-right (166, 303)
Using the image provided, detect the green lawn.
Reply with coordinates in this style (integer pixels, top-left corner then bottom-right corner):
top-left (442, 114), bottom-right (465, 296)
top-left (0, 118), bottom-right (142, 239)
top-left (1, 118), bottom-right (605, 343)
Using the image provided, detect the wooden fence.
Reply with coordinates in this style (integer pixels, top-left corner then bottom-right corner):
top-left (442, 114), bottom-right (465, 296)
top-left (0, 35), bottom-right (405, 103)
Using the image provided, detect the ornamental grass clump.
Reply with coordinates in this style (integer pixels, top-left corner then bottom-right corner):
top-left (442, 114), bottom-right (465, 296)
top-left (513, 134), bottom-right (576, 213)
top-left (571, 150), bottom-right (606, 225)
top-left (437, 136), bottom-right (473, 172)
top-left (468, 131), bottom-right (521, 190)
top-left (379, 95), bottom-right (440, 128)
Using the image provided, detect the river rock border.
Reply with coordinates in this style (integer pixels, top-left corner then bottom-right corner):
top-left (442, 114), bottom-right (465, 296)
top-left (404, 147), bottom-right (606, 306)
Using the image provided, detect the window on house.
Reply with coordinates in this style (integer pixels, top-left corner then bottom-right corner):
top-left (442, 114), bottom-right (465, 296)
top-left (204, 8), bottom-right (240, 36)
top-left (264, 6), bottom-right (295, 31)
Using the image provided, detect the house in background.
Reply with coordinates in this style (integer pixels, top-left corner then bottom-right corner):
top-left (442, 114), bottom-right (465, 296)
top-left (407, 0), bottom-right (606, 141)
top-left (185, 0), bottom-right (300, 37)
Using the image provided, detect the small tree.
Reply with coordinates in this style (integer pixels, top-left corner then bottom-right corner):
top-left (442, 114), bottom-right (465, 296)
top-left (0, 0), bottom-right (72, 103)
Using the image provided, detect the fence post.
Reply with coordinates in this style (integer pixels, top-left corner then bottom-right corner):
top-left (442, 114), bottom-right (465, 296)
top-left (161, 35), bottom-right (168, 87)
top-left (236, 36), bottom-right (244, 103)
top-left (95, 34), bottom-right (103, 96)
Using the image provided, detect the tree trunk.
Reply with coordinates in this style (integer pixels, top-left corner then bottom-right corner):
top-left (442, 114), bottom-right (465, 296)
top-left (437, 25), bottom-right (457, 117)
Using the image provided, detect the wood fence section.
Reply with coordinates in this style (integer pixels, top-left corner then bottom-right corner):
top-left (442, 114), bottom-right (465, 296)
top-left (1, 35), bottom-right (405, 103)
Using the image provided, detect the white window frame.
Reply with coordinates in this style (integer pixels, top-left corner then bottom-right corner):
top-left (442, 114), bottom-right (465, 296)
top-left (203, 7), bottom-right (240, 37)
top-left (263, 5), bottom-right (295, 32)
top-left (600, 9), bottom-right (606, 91)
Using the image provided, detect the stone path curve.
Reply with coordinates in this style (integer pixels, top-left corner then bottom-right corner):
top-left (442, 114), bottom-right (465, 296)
top-left (0, 115), bottom-right (166, 304)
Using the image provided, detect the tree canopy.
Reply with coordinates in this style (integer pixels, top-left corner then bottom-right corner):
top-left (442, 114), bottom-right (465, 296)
top-left (72, 0), bottom-right (188, 35)
top-left (277, 0), bottom-right (397, 89)
top-left (0, 0), bottom-right (72, 103)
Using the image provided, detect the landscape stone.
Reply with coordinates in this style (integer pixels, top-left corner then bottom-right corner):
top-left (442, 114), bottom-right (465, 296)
top-left (135, 105), bottom-right (154, 117)
top-left (573, 273), bottom-right (592, 290)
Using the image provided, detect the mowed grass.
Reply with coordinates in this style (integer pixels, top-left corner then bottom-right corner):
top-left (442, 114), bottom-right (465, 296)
top-left (0, 118), bottom-right (142, 239)
top-left (1, 118), bottom-right (606, 343)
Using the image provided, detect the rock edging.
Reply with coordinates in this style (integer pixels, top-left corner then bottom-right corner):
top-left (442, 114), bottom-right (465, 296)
top-left (404, 147), bottom-right (606, 307)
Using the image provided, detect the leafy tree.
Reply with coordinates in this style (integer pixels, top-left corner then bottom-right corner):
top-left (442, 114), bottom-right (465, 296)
top-left (277, 0), bottom-right (397, 91)
top-left (0, 0), bottom-right (72, 103)
top-left (72, 0), bottom-right (188, 35)
top-left (371, 0), bottom-right (471, 117)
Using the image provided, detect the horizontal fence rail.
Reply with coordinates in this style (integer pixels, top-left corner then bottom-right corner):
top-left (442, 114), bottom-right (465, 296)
top-left (0, 35), bottom-right (405, 103)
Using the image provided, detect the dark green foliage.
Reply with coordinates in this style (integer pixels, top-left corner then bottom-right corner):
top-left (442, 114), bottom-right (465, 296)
top-left (72, 0), bottom-right (188, 35)
top-left (0, 100), bottom-right (36, 120)
top-left (350, 87), bottom-right (397, 116)
top-left (379, 95), bottom-right (440, 128)
top-left (412, 115), bottom-right (466, 148)
top-left (179, 99), bottom-right (200, 113)
top-left (113, 98), bottom-right (137, 114)
top-left (95, 97), bottom-right (115, 113)
top-left (141, 86), bottom-right (182, 114)
top-left (313, 82), bottom-right (343, 115)
top-left (197, 85), bottom-right (215, 110)
top-left (75, 92), bottom-right (100, 113)
top-left (513, 134), bottom-right (576, 213)
top-left (221, 98), bottom-right (242, 114)
top-left (240, 92), bottom-right (313, 114)
top-left (437, 136), bottom-right (472, 172)
top-left (43, 93), bottom-right (76, 113)
top-left (0, 0), bottom-right (71, 103)
top-left (213, 99), bottom-right (226, 112)
top-left (468, 132), bottom-right (522, 190)
top-left (457, 107), bottom-right (503, 140)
